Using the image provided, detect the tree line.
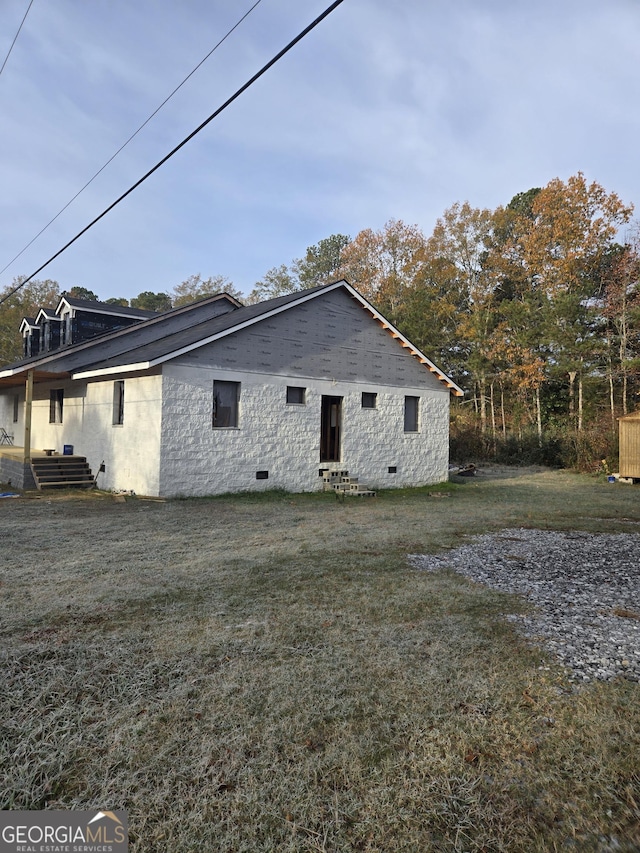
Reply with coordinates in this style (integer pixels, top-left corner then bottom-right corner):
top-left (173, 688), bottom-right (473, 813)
top-left (2, 171), bottom-right (638, 468)
top-left (250, 174), bottom-right (640, 467)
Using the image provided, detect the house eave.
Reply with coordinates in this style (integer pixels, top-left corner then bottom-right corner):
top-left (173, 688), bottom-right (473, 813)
top-left (72, 362), bottom-right (152, 379)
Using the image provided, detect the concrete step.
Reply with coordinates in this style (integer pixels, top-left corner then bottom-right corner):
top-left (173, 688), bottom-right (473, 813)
top-left (323, 468), bottom-right (376, 498)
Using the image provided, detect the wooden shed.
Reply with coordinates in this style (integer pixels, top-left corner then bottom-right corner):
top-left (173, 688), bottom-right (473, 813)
top-left (618, 410), bottom-right (640, 479)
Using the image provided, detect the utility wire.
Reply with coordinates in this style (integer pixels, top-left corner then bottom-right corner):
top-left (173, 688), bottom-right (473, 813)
top-left (0, 0), bottom-right (264, 279)
top-left (0, 0), bottom-right (346, 308)
top-left (0, 0), bottom-right (35, 79)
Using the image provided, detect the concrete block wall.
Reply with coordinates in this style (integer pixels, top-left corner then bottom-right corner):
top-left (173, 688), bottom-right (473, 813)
top-left (159, 366), bottom-right (320, 496)
top-left (340, 390), bottom-right (450, 489)
top-left (0, 456), bottom-right (35, 490)
top-left (159, 364), bottom-right (450, 497)
top-left (75, 373), bottom-right (163, 495)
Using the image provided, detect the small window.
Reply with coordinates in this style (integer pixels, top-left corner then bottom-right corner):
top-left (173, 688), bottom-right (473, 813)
top-left (362, 392), bottom-right (377, 409)
top-left (404, 396), bottom-right (419, 432)
top-left (113, 380), bottom-right (125, 425)
top-left (49, 389), bottom-right (64, 424)
top-left (286, 386), bottom-right (306, 405)
top-left (12, 395), bottom-right (19, 423)
top-left (213, 380), bottom-right (240, 428)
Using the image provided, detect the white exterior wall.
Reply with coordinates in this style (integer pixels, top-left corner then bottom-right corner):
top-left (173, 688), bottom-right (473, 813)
top-left (340, 386), bottom-right (450, 488)
top-left (159, 364), bottom-right (450, 497)
top-left (77, 374), bottom-right (163, 495)
top-left (0, 389), bottom-right (20, 441)
top-left (3, 374), bottom-right (162, 495)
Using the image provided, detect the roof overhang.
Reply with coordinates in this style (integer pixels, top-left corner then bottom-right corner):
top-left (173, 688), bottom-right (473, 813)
top-left (0, 369), bottom-right (71, 390)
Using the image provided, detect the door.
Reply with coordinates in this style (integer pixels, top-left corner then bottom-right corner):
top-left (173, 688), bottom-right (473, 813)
top-left (320, 396), bottom-right (342, 462)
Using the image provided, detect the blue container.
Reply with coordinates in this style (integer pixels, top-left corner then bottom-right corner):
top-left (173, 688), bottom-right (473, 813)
top-left (63, 444), bottom-right (74, 455)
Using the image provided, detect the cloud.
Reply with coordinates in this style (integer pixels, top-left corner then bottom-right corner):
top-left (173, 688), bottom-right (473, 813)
top-left (0, 0), bottom-right (638, 300)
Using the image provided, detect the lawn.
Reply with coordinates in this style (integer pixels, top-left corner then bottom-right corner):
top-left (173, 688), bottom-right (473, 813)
top-left (1, 467), bottom-right (639, 852)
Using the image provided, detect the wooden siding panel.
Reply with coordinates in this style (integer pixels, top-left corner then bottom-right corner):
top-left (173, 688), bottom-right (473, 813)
top-left (619, 415), bottom-right (640, 478)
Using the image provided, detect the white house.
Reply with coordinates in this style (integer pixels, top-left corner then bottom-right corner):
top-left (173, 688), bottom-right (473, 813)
top-left (0, 280), bottom-right (463, 496)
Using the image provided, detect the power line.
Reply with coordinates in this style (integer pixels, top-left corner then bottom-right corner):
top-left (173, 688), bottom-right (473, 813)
top-left (0, 0), bottom-right (35, 79)
top-left (0, 0), bottom-right (264, 279)
top-left (0, 0), bottom-right (346, 308)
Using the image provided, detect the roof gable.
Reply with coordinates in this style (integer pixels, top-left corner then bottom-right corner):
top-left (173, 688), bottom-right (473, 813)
top-left (34, 307), bottom-right (59, 323)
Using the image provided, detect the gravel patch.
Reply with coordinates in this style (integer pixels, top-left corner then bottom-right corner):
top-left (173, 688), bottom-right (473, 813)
top-left (409, 529), bottom-right (640, 683)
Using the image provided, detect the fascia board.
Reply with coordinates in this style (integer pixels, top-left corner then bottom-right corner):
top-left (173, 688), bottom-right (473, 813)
top-left (55, 296), bottom-right (72, 315)
top-left (73, 362), bottom-right (151, 379)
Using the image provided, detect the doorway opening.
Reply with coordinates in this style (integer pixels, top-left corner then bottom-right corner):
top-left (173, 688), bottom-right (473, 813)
top-left (320, 395), bottom-right (342, 462)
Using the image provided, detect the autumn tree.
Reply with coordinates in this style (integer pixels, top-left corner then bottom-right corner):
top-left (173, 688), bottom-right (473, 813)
top-left (245, 264), bottom-right (298, 304)
top-left (335, 219), bottom-right (427, 318)
top-left (485, 192), bottom-right (548, 437)
top-left (394, 256), bottom-right (463, 373)
top-left (519, 173), bottom-right (634, 429)
top-left (0, 276), bottom-right (61, 365)
top-left (247, 235), bottom-right (352, 304)
top-left (66, 286), bottom-right (98, 301)
top-left (423, 203), bottom-right (496, 432)
top-left (601, 234), bottom-right (640, 417)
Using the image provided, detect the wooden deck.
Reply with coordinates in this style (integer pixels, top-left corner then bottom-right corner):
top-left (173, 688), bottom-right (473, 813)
top-left (0, 447), bottom-right (94, 490)
top-left (0, 445), bottom-right (66, 461)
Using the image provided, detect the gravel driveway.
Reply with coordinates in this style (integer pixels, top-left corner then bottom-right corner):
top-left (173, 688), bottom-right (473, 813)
top-left (410, 529), bottom-right (640, 683)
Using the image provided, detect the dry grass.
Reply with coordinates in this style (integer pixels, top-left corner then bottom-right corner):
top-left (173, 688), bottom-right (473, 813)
top-left (1, 467), bottom-right (639, 851)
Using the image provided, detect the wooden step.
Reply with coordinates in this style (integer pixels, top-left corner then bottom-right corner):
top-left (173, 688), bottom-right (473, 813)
top-left (37, 479), bottom-right (95, 489)
top-left (31, 455), bottom-right (94, 490)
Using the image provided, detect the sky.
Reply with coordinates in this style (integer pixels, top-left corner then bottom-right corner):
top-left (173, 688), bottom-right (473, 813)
top-left (0, 0), bottom-right (639, 303)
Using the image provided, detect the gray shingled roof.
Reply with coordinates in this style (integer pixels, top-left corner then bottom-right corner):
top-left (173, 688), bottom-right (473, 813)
top-left (1, 287), bottom-right (327, 377)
